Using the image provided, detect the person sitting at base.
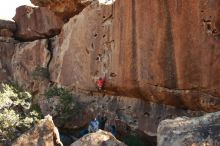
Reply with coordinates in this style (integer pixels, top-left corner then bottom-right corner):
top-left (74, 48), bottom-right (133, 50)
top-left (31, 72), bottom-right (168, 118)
top-left (97, 77), bottom-right (104, 90)
top-left (88, 118), bottom-right (99, 133)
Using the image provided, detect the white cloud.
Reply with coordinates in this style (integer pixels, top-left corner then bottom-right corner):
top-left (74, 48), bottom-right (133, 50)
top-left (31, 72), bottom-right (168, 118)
top-left (0, 0), bottom-right (34, 20)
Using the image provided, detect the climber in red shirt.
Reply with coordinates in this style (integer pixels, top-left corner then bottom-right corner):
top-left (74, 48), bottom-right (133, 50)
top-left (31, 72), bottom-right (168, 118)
top-left (97, 77), bottom-right (104, 90)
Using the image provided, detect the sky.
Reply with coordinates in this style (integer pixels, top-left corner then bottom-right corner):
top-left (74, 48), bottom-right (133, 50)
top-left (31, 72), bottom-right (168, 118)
top-left (0, 0), bottom-right (34, 20)
top-left (0, 0), bottom-right (116, 20)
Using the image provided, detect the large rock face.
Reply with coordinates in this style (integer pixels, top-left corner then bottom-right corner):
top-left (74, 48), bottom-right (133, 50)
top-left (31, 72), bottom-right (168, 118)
top-left (12, 39), bottom-right (50, 93)
top-left (70, 130), bottom-right (126, 146)
top-left (50, 0), bottom-right (220, 112)
top-left (30, 0), bottom-right (93, 21)
top-left (13, 6), bottom-right (64, 41)
top-left (12, 115), bottom-right (63, 146)
top-left (157, 111), bottom-right (220, 146)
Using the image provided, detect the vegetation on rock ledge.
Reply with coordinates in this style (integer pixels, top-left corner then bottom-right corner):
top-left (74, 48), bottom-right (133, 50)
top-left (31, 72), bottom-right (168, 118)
top-left (44, 86), bottom-right (81, 123)
top-left (32, 66), bottom-right (50, 80)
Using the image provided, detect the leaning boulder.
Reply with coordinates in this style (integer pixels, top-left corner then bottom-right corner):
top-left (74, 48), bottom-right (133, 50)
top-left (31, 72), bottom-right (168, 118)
top-left (12, 115), bottom-right (63, 146)
top-left (13, 5), bottom-right (63, 41)
top-left (157, 111), bottom-right (220, 146)
top-left (70, 130), bottom-right (126, 146)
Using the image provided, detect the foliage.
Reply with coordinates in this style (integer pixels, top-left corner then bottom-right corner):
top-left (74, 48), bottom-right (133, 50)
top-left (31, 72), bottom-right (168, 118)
top-left (0, 83), bottom-right (41, 144)
top-left (32, 66), bottom-right (50, 80)
top-left (31, 104), bottom-right (43, 118)
top-left (44, 86), bottom-right (81, 122)
top-left (44, 86), bottom-right (72, 101)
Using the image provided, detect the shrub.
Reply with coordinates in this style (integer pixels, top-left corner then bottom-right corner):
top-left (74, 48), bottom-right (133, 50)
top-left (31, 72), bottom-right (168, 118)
top-left (0, 83), bottom-right (41, 144)
top-left (44, 87), bottom-right (81, 122)
top-left (32, 66), bottom-right (50, 80)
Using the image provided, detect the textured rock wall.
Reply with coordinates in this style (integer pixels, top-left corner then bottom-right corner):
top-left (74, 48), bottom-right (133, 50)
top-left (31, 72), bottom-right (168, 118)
top-left (49, 2), bottom-right (113, 90)
top-left (49, 0), bottom-right (220, 112)
top-left (12, 39), bottom-right (51, 92)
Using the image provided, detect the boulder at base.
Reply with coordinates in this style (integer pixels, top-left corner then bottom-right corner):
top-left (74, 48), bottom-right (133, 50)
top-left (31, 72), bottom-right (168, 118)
top-left (70, 130), bottom-right (126, 146)
top-left (157, 111), bottom-right (220, 146)
top-left (12, 115), bottom-right (63, 146)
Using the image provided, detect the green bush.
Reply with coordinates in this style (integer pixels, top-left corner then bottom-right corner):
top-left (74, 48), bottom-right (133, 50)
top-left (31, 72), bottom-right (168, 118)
top-left (44, 86), bottom-right (72, 102)
top-left (44, 86), bottom-right (81, 122)
top-left (0, 83), bottom-right (41, 144)
top-left (32, 66), bottom-right (50, 80)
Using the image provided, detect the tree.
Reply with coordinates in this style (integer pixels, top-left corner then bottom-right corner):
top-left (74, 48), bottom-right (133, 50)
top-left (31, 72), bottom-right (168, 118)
top-left (0, 83), bottom-right (41, 144)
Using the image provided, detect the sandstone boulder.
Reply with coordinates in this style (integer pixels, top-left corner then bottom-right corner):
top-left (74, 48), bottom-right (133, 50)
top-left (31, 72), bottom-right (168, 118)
top-left (13, 6), bottom-right (64, 41)
top-left (30, 0), bottom-right (93, 21)
top-left (12, 39), bottom-right (50, 93)
top-left (49, 0), bottom-right (220, 112)
top-left (70, 130), bottom-right (126, 146)
top-left (12, 115), bottom-right (63, 146)
top-left (157, 111), bottom-right (220, 146)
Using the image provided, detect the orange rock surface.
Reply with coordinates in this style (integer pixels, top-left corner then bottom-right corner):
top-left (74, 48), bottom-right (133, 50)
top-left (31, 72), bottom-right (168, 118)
top-left (50, 0), bottom-right (220, 112)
